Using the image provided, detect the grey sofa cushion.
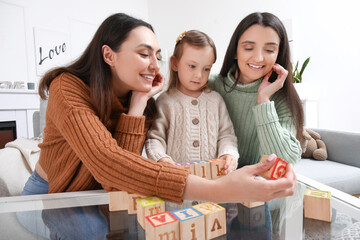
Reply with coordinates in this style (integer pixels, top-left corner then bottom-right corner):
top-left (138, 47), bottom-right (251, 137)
top-left (294, 158), bottom-right (360, 195)
top-left (314, 128), bottom-right (360, 168)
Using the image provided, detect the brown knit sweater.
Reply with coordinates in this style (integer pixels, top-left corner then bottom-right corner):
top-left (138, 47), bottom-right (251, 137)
top-left (38, 73), bottom-right (189, 203)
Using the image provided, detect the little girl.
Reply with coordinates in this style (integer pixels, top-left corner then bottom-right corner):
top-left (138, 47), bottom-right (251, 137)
top-left (146, 30), bottom-right (239, 175)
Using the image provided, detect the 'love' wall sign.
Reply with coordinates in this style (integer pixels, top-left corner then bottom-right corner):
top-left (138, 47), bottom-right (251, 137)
top-left (34, 27), bottom-right (71, 76)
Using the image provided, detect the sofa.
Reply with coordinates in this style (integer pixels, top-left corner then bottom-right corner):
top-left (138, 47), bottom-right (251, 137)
top-left (294, 128), bottom-right (360, 195)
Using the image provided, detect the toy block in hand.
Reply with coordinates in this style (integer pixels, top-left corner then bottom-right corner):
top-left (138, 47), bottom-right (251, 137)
top-left (237, 202), bottom-right (266, 228)
top-left (207, 159), bottom-right (226, 179)
top-left (259, 155), bottom-right (288, 180)
top-left (127, 193), bottom-right (145, 214)
top-left (239, 201), bottom-right (264, 208)
top-left (171, 207), bottom-right (205, 240)
top-left (137, 196), bottom-right (165, 229)
top-left (145, 211), bottom-right (179, 240)
top-left (304, 189), bottom-right (332, 222)
top-left (193, 201), bottom-right (226, 239)
top-left (109, 191), bottom-right (129, 212)
top-left (192, 160), bottom-right (211, 179)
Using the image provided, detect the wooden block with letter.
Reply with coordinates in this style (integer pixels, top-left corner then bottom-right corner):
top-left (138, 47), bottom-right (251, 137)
top-left (145, 211), bottom-right (179, 240)
top-left (137, 196), bottom-right (165, 229)
top-left (304, 189), bottom-right (332, 222)
top-left (109, 191), bottom-right (129, 212)
top-left (207, 159), bottom-right (226, 179)
top-left (127, 193), bottom-right (145, 214)
top-left (192, 160), bottom-right (211, 179)
top-left (178, 162), bottom-right (195, 175)
top-left (259, 155), bottom-right (288, 180)
top-left (193, 201), bottom-right (226, 239)
top-left (171, 207), bottom-right (205, 240)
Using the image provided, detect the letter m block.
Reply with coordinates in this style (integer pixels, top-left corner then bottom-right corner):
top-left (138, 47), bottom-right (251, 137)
top-left (145, 211), bottom-right (179, 240)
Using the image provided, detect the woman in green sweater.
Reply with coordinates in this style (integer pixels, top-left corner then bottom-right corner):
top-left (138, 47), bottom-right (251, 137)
top-left (209, 12), bottom-right (303, 167)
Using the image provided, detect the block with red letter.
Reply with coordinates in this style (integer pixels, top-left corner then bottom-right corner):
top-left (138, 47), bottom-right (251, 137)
top-left (193, 202), bottom-right (226, 239)
top-left (171, 207), bottom-right (205, 240)
top-left (137, 196), bottom-right (165, 229)
top-left (259, 155), bottom-right (288, 180)
top-left (304, 189), bottom-right (332, 222)
top-left (207, 159), bottom-right (226, 179)
top-left (178, 162), bottom-right (195, 175)
top-left (192, 160), bottom-right (211, 179)
top-left (108, 191), bottom-right (129, 212)
top-left (127, 193), bottom-right (145, 214)
top-left (145, 211), bottom-right (179, 240)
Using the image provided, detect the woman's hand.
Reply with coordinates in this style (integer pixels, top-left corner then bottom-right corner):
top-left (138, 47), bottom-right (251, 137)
top-left (219, 154), bottom-right (238, 175)
top-left (128, 73), bottom-right (164, 116)
top-left (257, 64), bottom-right (288, 104)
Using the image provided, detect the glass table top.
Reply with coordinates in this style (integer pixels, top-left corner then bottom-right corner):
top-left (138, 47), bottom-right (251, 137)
top-left (0, 174), bottom-right (359, 240)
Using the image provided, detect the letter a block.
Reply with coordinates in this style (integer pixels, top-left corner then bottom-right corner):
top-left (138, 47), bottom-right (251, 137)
top-left (109, 191), bottom-right (129, 212)
top-left (137, 196), bottom-right (165, 229)
top-left (171, 207), bottom-right (205, 240)
top-left (304, 189), bottom-right (332, 222)
top-left (207, 159), bottom-right (226, 179)
top-left (145, 211), bottom-right (179, 240)
top-left (193, 202), bottom-right (226, 239)
top-left (259, 155), bottom-right (288, 180)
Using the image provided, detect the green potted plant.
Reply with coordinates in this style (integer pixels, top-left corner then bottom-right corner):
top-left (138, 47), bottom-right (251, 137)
top-left (292, 57), bottom-right (310, 83)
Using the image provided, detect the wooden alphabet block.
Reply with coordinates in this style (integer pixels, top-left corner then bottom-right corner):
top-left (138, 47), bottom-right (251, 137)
top-left (137, 196), bottom-right (165, 229)
top-left (304, 189), bottom-right (332, 222)
top-left (109, 191), bottom-right (129, 212)
top-left (193, 202), bottom-right (226, 239)
top-left (192, 160), bottom-right (211, 179)
top-left (259, 155), bottom-right (288, 180)
top-left (127, 193), bottom-right (145, 214)
top-left (207, 159), bottom-right (226, 179)
top-left (237, 202), bottom-right (266, 228)
top-left (178, 162), bottom-right (195, 175)
top-left (145, 211), bottom-right (179, 240)
top-left (240, 201), bottom-right (264, 208)
top-left (171, 207), bottom-right (205, 240)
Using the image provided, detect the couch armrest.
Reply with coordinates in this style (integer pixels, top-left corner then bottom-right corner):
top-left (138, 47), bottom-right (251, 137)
top-left (312, 128), bottom-right (360, 168)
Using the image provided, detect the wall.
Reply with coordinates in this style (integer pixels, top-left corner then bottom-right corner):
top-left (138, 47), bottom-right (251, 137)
top-left (0, 0), bottom-right (149, 85)
top-left (148, 0), bottom-right (360, 133)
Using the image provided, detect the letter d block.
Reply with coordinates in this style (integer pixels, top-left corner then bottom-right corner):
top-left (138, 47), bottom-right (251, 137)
top-left (137, 196), bottom-right (165, 229)
top-left (304, 189), bottom-right (332, 222)
top-left (171, 207), bottom-right (205, 240)
top-left (259, 155), bottom-right (288, 180)
top-left (127, 193), bottom-right (145, 214)
top-left (207, 159), bottom-right (226, 179)
top-left (193, 202), bottom-right (226, 239)
top-left (145, 211), bottom-right (179, 240)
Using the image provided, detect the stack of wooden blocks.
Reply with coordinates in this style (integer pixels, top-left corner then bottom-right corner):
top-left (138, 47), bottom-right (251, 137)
top-left (109, 192), bottom-right (226, 240)
top-left (175, 159), bottom-right (226, 179)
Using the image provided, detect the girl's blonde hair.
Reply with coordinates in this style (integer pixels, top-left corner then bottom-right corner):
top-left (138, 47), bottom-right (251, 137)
top-left (167, 30), bottom-right (217, 92)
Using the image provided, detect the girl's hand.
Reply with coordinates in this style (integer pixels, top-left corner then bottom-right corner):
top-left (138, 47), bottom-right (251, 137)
top-left (128, 73), bottom-right (164, 116)
top-left (158, 157), bottom-right (176, 165)
top-left (257, 64), bottom-right (288, 104)
top-left (219, 154), bottom-right (237, 175)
